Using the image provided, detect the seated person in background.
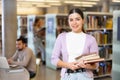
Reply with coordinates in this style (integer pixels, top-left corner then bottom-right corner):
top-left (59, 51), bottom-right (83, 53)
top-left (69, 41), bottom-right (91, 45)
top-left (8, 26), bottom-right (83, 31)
top-left (8, 36), bottom-right (36, 78)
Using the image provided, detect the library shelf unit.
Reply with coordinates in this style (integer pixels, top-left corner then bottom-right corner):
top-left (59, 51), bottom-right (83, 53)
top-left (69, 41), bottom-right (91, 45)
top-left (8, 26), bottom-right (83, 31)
top-left (0, 15), bottom-right (1, 55)
top-left (45, 14), bottom-right (71, 69)
top-left (84, 12), bottom-right (113, 79)
top-left (17, 15), bottom-right (27, 38)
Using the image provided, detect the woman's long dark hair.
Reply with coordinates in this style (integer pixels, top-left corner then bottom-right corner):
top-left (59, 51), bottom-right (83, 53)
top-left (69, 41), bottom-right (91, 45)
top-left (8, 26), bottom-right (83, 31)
top-left (68, 8), bottom-right (85, 32)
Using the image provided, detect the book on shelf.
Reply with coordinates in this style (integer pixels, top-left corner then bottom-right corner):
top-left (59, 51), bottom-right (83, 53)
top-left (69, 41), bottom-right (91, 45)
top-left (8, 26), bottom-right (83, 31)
top-left (86, 15), bottom-right (113, 29)
top-left (75, 53), bottom-right (105, 64)
top-left (106, 61), bottom-right (112, 74)
top-left (98, 62), bottom-right (106, 75)
top-left (99, 46), bottom-right (112, 59)
top-left (98, 61), bottom-right (112, 75)
top-left (88, 31), bottom-right (112, 44)
top-left (106, 17), bottom-right (113, 29)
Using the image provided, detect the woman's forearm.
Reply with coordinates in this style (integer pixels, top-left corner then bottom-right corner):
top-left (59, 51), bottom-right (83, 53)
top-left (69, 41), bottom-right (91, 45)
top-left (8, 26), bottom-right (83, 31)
top-left (57, 60), bottom-right (68, 68)
top-left (85, 63), bottom-right (98, 70)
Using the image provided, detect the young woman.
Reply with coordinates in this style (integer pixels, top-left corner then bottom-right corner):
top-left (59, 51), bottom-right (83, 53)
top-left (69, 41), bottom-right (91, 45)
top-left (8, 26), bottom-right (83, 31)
top-left (51, 8), bottom-right (99, 80)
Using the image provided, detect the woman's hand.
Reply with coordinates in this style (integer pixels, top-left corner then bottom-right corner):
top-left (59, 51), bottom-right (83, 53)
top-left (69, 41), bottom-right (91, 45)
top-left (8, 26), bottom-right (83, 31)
top-left (66, 62), bottom-right (79, 71)
top-left (76, 59), bottom-right (86, 68)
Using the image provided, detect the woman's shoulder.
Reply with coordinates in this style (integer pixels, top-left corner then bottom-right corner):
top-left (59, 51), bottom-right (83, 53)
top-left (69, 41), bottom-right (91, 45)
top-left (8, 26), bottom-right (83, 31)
top-left (86, 34), bottom-right (96, 41)
top-left (57, 32), bottom-right (67, 38)
top-left (55, 32), bottom-right (67, 42)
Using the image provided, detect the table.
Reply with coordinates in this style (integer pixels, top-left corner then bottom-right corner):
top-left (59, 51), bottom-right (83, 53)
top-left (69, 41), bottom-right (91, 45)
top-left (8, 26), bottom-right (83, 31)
top-left (0, 67), bottom-right (29, 80)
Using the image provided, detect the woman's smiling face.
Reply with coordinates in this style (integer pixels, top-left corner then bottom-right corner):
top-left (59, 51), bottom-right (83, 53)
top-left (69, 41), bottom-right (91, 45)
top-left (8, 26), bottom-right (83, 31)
top-left (68, 13), bottom-right (84, 33)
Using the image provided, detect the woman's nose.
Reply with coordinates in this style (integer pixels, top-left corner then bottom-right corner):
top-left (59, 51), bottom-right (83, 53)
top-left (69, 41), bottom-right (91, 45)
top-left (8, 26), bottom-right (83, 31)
top-left (72, 20), bottom-right (77, 24)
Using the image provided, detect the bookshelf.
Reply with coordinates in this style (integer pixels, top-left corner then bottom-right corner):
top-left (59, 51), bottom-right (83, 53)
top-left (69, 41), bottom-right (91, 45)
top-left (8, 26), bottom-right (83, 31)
top-left (84, 12), bottom-right (113, 79)
top-left (56, 14), bottom-right (71, 35)
top-left (17, 16), bottom-right (27, 38)
top-left (0, 15), bottom-right (1, 55)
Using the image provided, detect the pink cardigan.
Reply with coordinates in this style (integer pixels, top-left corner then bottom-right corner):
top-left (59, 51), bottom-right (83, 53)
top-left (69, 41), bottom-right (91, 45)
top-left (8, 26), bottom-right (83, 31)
top-left (51, 32), bottom-right (99, 77)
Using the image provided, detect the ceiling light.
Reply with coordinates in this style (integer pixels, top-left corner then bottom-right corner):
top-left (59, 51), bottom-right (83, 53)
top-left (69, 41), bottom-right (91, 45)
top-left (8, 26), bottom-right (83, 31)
top-left (31, 2), bottom-right (45, 5)
top-left (112, 0), bottom-right (120, 2)
top-left (45, 0), bottom-right (60, 3)
top-left (25, 0), bottom-right (44, 1)
top-left (64, 1), bottom-right (97, 5)
top-left (17, 4), bottom-right (33, 8)
top-left (35, 5), bottom-right (51, 8)
top-left (17, 2), bottom-right (32, 5)
top-left (73, 4), bottom-right (93, 7)
top-left (49, 3), bottom-right (61, 6)
top-left (84, 0), bottom-right (99, 1)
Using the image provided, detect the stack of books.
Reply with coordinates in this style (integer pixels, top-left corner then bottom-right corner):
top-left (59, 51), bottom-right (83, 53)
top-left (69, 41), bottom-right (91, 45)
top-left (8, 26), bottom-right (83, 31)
top-left (75, 53), bottom-right (105, 64)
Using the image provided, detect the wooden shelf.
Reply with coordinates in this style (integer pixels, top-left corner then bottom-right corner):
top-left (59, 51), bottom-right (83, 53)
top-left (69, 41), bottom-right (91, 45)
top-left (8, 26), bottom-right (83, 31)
top-left (86, 28), bottom-right (112, 31)
top-left (105, 58), bottom-right (112, 61)
top-left (84, 12), bottom-right (112, 16)
top-left (98, 43), bottom-right (112, 47)
top-left (94, 74), bottom-right (111, 79)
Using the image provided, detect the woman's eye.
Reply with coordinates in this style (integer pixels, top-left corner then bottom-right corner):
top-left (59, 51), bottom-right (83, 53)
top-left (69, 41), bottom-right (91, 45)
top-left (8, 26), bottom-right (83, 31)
top-left (69, 19), bottom-right (73, 22)
top-left (76, 18), bottom-right (80, 21)
top-left (69, 18), bottom-right (81, 22)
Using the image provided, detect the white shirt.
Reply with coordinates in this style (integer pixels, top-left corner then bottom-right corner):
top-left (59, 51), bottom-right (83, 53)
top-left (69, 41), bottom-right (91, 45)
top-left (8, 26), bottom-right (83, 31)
top-left (66, 32), bottom-right (86, 62)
